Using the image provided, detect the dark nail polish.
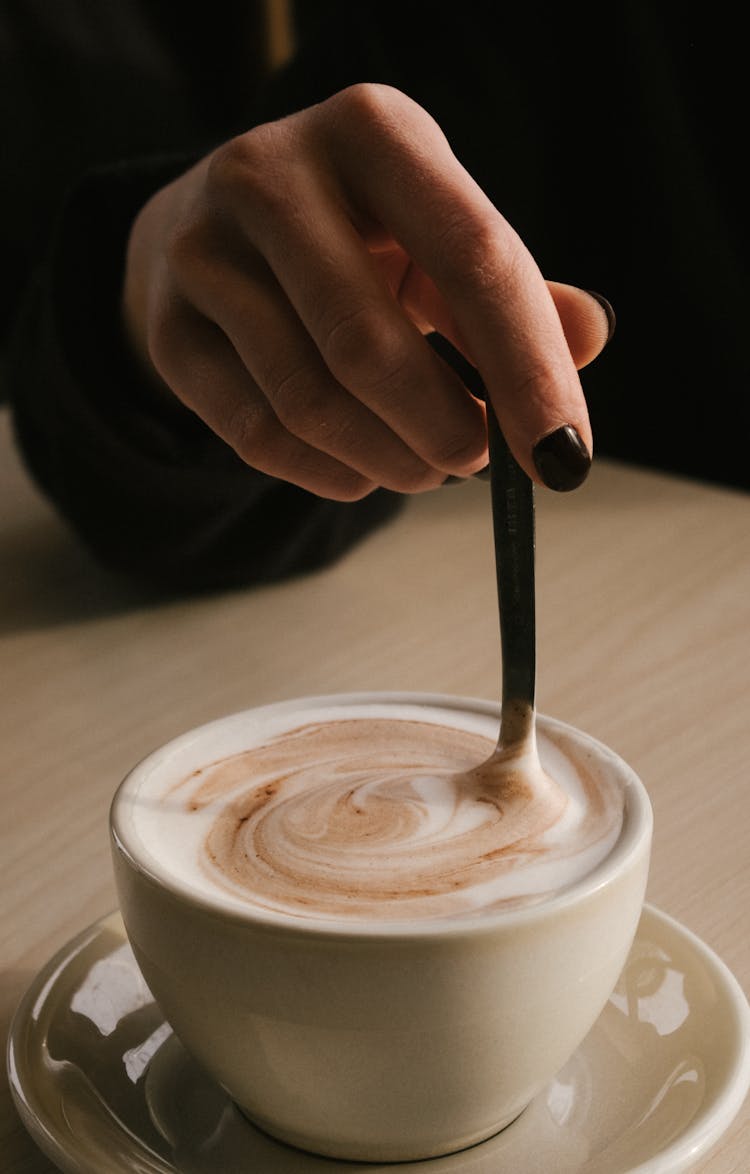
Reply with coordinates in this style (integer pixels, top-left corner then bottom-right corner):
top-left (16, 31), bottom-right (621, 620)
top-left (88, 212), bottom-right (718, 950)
top-left (586, 290), bottom-right (617, 344)
top-left (533, 425), bottom-right (591, 491)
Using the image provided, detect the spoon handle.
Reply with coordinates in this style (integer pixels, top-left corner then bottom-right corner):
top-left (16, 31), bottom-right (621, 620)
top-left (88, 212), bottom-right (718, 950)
top-left (487, 404), bottom-right (537, 747)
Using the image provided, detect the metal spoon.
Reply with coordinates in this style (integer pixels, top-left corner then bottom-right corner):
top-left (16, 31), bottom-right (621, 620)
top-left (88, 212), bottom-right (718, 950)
top-left (446, 391), bottom-right (546, 801)
top-left (427, 333), bottom-right (540, 771)
top-left (486, 401), bottom-right (538, 758)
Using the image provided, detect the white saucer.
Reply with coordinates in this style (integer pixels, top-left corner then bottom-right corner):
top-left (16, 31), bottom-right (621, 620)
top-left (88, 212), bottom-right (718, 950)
top-left (7, 905), bottom-right (750, 1174)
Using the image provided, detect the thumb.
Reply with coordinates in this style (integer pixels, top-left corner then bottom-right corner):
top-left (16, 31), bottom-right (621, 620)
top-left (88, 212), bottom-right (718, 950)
top-left (547, 282), bottom-right (616, 370)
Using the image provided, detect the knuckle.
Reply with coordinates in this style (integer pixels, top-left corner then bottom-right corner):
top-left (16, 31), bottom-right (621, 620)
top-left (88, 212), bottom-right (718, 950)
top-left (322, 307), bottom-right (409, 398)
top-left (388, 464), bottom-right (445, 495)
top-left (326, 83), bottom-right (437, 154)
top-left (435, 212), bottom-right (494, 276)
top-left (434, 211), bottom-right (523, 296)
top-left (145, 296), bottom-right (188, 380)
top-left (511, 360), bottom-right (562, 411)
top-left (293, 451), bottom-right (375, 501)
top-left (301, 406), bottom-right (358, 452)
top-left (326, 472), bottom-right (374, 502)
top-left (223, 396), bottom-right (276, 465)
top-left (162, 206), bottom-right (238, 297)
top-left (321, 303), bottom-right (379, 376)
top-left (268, 366), bottom-right (374, 463)
top-left (329, 82), bottom-right (405, 128)
top-left (145, 323), bottom-right (173, 382)
top-left (205, 128), bottom-right (290, 220)
top-left (206, 131), bottom-right (265, 195)
top-left (161, 205), bottom-right (204, 278)
top-left (269, 367), bottom-right (335, 437)
top-left (429, 429), bottom-right (487, 469)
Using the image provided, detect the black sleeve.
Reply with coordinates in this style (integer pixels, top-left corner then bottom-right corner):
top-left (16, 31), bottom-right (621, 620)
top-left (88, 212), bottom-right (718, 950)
top-left (7, 155), bottom-right (403, 593)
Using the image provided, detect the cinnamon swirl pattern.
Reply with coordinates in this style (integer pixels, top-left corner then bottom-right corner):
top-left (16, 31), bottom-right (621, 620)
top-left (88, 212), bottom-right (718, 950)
top-left (172, 715), bottom-right (623, 921)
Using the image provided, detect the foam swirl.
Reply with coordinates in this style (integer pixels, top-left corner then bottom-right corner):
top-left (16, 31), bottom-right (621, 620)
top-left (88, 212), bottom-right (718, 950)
top-left (179, 716), bottom-right (623, 921)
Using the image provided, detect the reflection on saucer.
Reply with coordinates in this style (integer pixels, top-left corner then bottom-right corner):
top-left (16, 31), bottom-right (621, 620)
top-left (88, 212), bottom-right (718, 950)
top-left (8, 906), bottom-right (750, 1174)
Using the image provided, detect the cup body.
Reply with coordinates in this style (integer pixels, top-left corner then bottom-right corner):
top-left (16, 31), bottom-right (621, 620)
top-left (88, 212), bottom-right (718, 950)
top-left (110, 692), bottom-right (652, 1162)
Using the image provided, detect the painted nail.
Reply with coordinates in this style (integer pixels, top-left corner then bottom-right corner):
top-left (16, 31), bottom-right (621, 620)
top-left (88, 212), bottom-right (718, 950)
top-left (586, 290), bottom-right (617, 344)
top-left (533, 425), bottom-right (591, 491)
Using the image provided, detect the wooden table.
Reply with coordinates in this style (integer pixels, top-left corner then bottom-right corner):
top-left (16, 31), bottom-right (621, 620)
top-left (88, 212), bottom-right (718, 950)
top-left (1, 404), bottom-right (748, 1171)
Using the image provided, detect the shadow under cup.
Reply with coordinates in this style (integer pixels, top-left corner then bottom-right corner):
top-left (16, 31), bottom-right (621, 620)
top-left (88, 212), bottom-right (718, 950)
top-left (109, 691), bottom-right (653, 1163)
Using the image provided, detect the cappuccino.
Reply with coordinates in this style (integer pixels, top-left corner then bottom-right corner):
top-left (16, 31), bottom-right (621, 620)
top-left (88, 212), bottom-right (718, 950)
top-left (111, 692), bottom-right (651, 1161)
top-left (129, 699), bottom-right (623, 923)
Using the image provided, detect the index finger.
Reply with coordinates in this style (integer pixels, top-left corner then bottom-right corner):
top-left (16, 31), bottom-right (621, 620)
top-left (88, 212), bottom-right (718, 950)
top-left (322, 84), bottom-right (593, 489)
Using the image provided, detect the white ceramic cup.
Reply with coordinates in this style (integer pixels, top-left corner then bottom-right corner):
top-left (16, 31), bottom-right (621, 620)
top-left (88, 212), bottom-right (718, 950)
top-left (110, 692), bottom-right (652, 1162)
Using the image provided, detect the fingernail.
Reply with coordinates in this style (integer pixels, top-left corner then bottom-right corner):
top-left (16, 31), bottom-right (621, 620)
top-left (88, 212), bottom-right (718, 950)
top-left (533, 425), bottom-right (591, 491)
top-left (586, 290), bottom-right (617, 344)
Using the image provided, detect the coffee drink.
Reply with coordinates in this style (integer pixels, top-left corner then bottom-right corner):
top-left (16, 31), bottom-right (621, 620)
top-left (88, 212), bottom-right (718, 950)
top-left (112, 693), bottom-right (651, 1162)
top-left (131, 700), bottom-right (623, 922)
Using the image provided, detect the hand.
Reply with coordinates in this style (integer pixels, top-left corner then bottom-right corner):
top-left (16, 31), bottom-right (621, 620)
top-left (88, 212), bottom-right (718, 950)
top-left (122, 83), bottom-right (612, 499)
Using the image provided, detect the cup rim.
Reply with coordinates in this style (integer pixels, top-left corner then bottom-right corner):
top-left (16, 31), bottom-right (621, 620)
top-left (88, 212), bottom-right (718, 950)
top-left (110, 691), bottom-right (653, 941)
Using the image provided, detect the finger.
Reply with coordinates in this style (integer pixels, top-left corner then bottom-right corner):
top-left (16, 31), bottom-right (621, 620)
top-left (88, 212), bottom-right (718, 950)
top-left (149, 298), bottom-right (379, 501)
top-left (172, 245), bottom-right (449, 493)
top-left (396, 265), bottom-right (615, 374)
top-left (210, 134), bottom-right (489, 477)
top-left (321, 85), bottom-right (593, 486)
top-left (546, 283), bottom-right (616, 370)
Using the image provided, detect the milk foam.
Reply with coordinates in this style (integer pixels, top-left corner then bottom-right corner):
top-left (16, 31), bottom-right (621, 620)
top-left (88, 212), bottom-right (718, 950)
top-left (129, 702), bottom-right (625, 923)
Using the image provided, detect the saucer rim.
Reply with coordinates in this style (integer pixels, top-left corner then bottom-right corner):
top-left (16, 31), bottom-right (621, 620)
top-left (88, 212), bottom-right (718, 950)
top-left (629, 905), bottom-right (750, 1173)
top-left (6, 902), bottom-right (750, 1174)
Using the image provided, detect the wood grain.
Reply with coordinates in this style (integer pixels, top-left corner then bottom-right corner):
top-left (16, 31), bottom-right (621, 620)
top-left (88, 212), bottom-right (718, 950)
top-left (1, 406), bottom-right (748, 1171)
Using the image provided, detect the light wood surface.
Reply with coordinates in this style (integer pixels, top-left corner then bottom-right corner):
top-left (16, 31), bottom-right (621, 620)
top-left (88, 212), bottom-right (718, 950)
top-left (1, 404), bottom-right (749, 1171)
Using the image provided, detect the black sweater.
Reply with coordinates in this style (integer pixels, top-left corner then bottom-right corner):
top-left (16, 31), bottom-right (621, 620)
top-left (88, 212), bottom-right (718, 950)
top-left (2, 1), bottom-right (747, 590)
